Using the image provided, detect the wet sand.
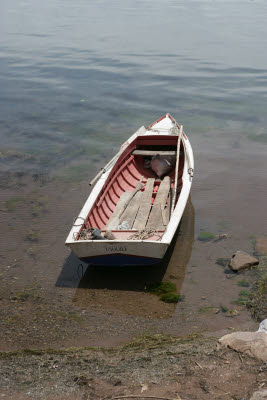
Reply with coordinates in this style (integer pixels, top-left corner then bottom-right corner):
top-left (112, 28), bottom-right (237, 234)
top-left (0, 130), bottom-right (266, 352)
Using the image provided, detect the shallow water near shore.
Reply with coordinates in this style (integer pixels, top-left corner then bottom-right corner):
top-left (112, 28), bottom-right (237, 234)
top-left (1, 0), bottom-right (267, 351)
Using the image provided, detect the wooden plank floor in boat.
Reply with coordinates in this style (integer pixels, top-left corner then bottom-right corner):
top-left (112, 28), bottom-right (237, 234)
top-left (106, 176), bottom-right (171, 232)
top-left (133, 178), bottom-right (155, 230)
top-left (146, 176), bottom-right (171, 230)
top-left (120, 191), bottom-right (142, 228)
top-left (106, 191), bottom-right (133, 230)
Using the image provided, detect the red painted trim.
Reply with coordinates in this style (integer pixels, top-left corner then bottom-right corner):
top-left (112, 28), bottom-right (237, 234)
top-left (97, 154), bottom-right (134, 207)
top-left (137, 135), bottom-right (178, 146)
top-left (147, 113), bottom-right (169, 128)
top-left (99, 230), bottom-right (166, 232)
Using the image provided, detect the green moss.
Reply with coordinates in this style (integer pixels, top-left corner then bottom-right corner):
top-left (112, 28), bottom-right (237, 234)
top-left (25, 230), bottom-right (40, 242)
top-left (237, 280), bottom-right (250, 287)
top-left (160, 293), bottom-right (178, 303)
top-left (233, 289), bottom-right (252, 306)
top-left (160, 293), bottom-right (184, 303)
top-left (197, 232), bottom-right (215, 242)
top-left (220, 305), bottom-right (229, 313)
top-left (5, 196), bottom-right (24, 212)
top-left (234, 297), bottom-right (249, 306)
top-left (147, 281), bottom-right (177, 295)
top-left (239, 290), bottom-right (250, 297)
top-left (147, 281), bottom-right (184, 303)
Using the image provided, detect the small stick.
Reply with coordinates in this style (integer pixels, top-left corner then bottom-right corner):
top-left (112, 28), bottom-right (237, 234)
top-left (195, 361), bottom-right (203, 369)
top-left (237, 351), bottom-right (243, 363)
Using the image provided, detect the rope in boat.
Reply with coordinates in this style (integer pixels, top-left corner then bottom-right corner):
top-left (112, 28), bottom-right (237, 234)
top-left (78, 228), bottom-right (93, 240)
top-left (128, 228), bottom-right (162, 241)
top-left (76, 227), bottom-right (162, 241)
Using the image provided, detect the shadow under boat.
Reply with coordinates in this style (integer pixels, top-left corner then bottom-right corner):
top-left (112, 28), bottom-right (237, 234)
top-left (56, 198), bottom-right (194, 318)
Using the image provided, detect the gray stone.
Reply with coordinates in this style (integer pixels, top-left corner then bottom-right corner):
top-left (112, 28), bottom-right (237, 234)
top-left (228, 251), bottom-right (259, 272)
top-left (250, 390), bottom-right (267, 400)
top-left (218, 331), bottom-right (267, 362)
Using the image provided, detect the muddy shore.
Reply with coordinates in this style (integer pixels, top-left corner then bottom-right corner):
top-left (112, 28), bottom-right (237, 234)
top-left (1, 334), bottom-right (266, 400)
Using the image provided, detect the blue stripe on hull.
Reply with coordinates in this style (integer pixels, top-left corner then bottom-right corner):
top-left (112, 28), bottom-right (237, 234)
top-left (80, 254), bottom-right (161, 266)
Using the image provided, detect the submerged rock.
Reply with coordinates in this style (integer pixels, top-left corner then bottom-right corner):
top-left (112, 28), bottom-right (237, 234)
top-left (218, 331), bottom-right (267, 362)
top-left (228, 251), bottom-right (259, 272)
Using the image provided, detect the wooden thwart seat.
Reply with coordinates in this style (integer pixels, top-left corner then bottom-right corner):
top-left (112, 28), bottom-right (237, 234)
top-left (132, 150), bottom-right (176, 156)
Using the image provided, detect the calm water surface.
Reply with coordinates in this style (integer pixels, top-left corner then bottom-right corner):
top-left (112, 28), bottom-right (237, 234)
top-left (1, 0), bottom-right (267, 170)
top-left (0, 0), bottom-right (267, 350)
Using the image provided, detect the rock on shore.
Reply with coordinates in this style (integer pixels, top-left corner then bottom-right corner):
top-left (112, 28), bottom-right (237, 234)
top-left (250, 389), bottom-right (267, 400)
top-left (228, 251), bottom-right (259, 272)
top-left (218, 331), bottom-right (267, 362)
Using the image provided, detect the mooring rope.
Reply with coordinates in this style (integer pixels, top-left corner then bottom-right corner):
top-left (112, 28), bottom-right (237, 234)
top-left (128, 227), bottom-right (162, 241)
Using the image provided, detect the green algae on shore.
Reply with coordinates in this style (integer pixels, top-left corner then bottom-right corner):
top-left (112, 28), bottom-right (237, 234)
top-left (237, 280), bottom-right (250, 287)
top-left (197, 232), bottom-right (215, 242)
top-left (25, 230), bottom-right (41, 242)
top-left (5, 196), bottom-right (25, 212)
top-left (147, 281), bottom-right (184, 303)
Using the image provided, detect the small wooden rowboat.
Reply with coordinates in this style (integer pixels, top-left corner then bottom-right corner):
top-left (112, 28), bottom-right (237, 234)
top-left (65, 113), bottom-right (194, 265)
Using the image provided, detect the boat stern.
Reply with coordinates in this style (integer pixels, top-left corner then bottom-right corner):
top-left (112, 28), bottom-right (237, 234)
top-left (65, 239), bottom-right (169, 266)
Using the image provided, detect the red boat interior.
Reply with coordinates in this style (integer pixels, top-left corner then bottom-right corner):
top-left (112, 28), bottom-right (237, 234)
top-left (77, 135), bottom-right (184, 241)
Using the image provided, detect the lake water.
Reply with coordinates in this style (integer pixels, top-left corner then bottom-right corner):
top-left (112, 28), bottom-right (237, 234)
top-left (0, 0), bottom-right (267, 350)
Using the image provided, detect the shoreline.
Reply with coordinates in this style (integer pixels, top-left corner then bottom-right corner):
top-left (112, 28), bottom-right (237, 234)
top-left (0, 333), bottom-right (264, 400)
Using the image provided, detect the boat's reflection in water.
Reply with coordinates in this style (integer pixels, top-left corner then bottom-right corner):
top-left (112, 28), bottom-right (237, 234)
top-left (58, 198), bottom-right (194, 318)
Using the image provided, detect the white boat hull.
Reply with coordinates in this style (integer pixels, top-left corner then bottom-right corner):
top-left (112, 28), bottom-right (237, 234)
top-left (65, 114), bottom-right (194, 266)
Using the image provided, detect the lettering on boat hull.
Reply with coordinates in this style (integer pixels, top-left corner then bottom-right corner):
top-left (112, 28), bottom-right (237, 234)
top-left (105, 246), bottom-right (127, 252)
